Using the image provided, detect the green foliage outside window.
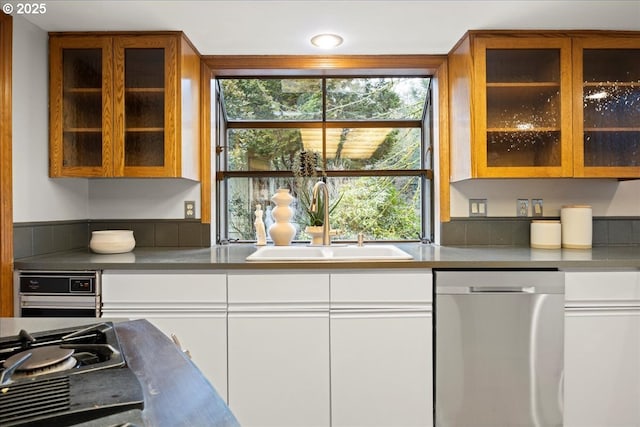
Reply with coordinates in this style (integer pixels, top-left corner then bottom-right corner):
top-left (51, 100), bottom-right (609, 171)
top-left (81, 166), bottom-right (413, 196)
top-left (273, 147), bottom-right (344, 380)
top-left (218, 77), bottom-right (431, 242)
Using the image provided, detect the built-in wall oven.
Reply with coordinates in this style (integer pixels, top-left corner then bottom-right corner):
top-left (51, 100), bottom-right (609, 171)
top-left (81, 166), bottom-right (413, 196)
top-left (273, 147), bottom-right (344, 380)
top-left (15, 270), bottom-right (101, 317)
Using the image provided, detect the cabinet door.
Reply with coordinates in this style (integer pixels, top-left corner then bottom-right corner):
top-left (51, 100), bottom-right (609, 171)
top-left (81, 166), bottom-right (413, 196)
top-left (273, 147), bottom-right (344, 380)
top-left (228, 313), bottom-right (330, 427)
top-left (572, 37), bottom-right (640, 178)
top-left (49, 36), bottom-right (113, 177)
top-left (331, 312), bottom-right (432, 427)
top-left (474, 37), bottom-right (573, 177)
top-left (113, 36), bottom-right (178, 177)
top-left (101, 271), bottom-right (227, 398)
top-left (564, 271), bottom-right (640, 426)
top-left (330, 272), bottom-right (433, 427)
top-left (227, 272), bottom-right (330, 427)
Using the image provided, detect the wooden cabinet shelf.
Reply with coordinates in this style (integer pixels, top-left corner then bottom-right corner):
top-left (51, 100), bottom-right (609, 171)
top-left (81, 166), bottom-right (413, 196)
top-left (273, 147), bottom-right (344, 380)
top-left (449, 31), bottom-right (640, 180)
top-left (125, 87), bottom-right (165, 93)
top-left (65, 88), bottom-right (102, 93)
top-left (486, 82), bottom-right (560, 88)
top-left (50, 32), bottom-right (200, 179)
top-left (126, 128), bottom-right (165, 132)
top-left (64, 128), bottom-right (102, 132)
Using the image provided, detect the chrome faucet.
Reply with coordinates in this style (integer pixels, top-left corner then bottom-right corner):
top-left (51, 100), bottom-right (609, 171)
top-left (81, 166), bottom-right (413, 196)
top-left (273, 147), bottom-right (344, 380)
top-left (310, 180), bottom-right (331, 246)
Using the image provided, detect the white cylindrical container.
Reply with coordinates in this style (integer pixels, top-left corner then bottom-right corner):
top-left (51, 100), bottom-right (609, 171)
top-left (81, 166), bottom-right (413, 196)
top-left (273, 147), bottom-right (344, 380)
top-left (530, 220), bottom-right (561, 249)
top-left (561, 205), bottom-right (592, 249)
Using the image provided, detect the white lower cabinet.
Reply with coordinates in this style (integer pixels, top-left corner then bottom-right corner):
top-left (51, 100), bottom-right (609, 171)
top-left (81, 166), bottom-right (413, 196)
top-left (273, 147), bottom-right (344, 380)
top-left (330, 271), bottom-right (433, 427)
top-left (100, 270), bottom-right (228, 401)
top-left (227, 272), bottom-right (331, 427)
top-left (102, 268), bottom-right (435, 425)
top-left (564, 270), bottom-right (640, 427)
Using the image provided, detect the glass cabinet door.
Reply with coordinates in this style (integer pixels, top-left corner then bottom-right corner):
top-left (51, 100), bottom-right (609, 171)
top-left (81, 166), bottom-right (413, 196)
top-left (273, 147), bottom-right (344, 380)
top-left (49, 37), bottom-right (113, 177)
top-left (573, 38), bottom-right (640, 177)
top-left (113, 36), bottom-right (177, 176)
top-left (475, 38), bottom-right (573, 177)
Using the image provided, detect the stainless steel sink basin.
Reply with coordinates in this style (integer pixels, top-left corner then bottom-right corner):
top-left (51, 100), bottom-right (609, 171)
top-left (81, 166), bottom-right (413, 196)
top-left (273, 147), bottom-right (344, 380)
top-left (246, 245), bottom-right (413, 261)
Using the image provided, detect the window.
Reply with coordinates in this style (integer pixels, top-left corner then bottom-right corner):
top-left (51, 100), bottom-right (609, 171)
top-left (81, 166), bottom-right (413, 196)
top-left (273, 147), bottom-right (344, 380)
top-left (215, 76), bottom-right (433, 243)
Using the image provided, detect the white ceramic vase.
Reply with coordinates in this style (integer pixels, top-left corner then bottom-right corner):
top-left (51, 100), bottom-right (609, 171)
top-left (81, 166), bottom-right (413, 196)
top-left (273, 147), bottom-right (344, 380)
top-left (268, 188), bottom-right (296, 246)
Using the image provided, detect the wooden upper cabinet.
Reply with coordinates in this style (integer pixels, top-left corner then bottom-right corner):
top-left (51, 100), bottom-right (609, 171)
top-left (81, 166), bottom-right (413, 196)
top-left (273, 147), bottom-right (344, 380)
top-left (449, 31), bottom-right (640, 181)
top-left (449, 33), bottom-right (573, 180)
top-left (49, 36), bottom-right (113, 177)
top-left (572, 37), bottom-right (640, 178)
top-left (49, 32), bottom-right (200, 179)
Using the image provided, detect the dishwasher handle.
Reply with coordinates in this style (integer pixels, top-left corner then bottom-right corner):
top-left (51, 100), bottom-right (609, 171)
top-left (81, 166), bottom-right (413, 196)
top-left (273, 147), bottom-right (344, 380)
top-left (470, 286), bottom-right (535, 293)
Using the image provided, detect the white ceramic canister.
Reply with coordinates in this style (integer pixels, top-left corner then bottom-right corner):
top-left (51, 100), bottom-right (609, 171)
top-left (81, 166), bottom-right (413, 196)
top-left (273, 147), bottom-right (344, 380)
top-left (560, 205), bottom-right (592, 249)
top-left (530, 220), bottom-right (561, 249)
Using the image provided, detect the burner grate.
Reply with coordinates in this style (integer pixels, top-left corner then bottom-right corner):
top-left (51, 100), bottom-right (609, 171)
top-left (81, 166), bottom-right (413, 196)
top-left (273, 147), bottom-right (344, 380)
top-left (0, 376), bottom-right (70, 426)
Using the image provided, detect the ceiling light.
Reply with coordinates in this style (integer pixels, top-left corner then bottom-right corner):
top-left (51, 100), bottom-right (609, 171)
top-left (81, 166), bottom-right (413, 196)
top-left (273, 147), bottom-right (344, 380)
top-left (310, 33), bottom-right (344, 49)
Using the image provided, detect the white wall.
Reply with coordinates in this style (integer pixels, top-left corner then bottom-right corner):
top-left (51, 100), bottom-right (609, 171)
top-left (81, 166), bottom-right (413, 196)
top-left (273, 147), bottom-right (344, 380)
top-left (12, 16), bottom-right (89, 222)
top-left (88, 179), bottom-right (200, 219)
top-left (12, 16), bottom-right (201, 222)
top-left (450, 179), bottom-right (640, 217)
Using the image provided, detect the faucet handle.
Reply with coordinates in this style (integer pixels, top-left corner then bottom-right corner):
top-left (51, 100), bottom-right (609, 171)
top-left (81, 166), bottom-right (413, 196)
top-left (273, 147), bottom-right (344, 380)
top-left (357, 233), bottom-right (364, 247)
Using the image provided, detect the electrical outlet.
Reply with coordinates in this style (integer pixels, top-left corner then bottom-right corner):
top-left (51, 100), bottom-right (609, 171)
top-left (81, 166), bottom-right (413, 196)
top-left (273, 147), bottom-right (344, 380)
top-left (184, 200), bottom-right (195, 219)
top-left (517, 199), bottom-right (529, 217)
top-left (532, 199), bottom-right (543, 217)
top-left (469, 198), bottom-right (487, 217)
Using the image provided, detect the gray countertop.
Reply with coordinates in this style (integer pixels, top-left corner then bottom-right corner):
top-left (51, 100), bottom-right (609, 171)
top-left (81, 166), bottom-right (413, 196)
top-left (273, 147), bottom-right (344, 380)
top-left (0, 318), bottom-right (239, 427)
top-left (13, 243), bottom-right (640, 270)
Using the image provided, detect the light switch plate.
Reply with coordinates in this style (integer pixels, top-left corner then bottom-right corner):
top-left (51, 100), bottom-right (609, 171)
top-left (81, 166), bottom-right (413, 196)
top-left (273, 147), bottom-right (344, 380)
top-left (469, 198), bottom-right (487, 217)
top-left (517, 199), bottom-right (529, 217)
top-left (532, 199), bottom-right (543, 217)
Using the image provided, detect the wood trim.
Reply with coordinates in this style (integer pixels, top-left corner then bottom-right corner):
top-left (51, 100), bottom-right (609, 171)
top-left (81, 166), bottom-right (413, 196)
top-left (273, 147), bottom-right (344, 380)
top-left (205, 55), bottom-right (446, 77)
top-left (204, 54), bottom-right (448, 240)
top-left (0, 13), bottom-right (13, 316)
top-left (200, 61), bottom-right (212, 224)
top-left (435, 60), bottom-right (451, 224)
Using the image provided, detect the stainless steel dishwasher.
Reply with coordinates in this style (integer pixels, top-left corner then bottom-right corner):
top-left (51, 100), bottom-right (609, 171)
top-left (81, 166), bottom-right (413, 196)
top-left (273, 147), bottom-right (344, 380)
top-left (435, 270), bottom-right (565, 427)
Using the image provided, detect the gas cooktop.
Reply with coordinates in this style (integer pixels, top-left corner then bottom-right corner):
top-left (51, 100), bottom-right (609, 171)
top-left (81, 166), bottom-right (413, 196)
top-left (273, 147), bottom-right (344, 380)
top-left (0, 322), bottom-right (145, 427)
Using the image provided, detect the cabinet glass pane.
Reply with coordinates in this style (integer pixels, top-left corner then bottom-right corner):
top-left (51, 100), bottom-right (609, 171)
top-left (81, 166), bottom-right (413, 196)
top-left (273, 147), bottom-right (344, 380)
top-left (63, 132), bottom-right (102, 167)
top-left (124, 48), bottom-right (165, 167)
top-left (486, 86), bottom-right (560, 129)
top-left (125, 132), bottom-right (164, 166)
top-left (485, 48), bottom-right (562, 168)
top-left (581, 48), bottom-right (640, 168)
top-left (583, 49), bottom-right (640, 82)
top-left (63, 49), bottom-right (102, 88)
top-left (584, 131), bottom-right (640, 167)
top-left (124, 48), bottom-right (164, 88)
top-left (487, 131), bottom-right (561, 167)
top-left (486, 49), bottom-right (560, 83)
top-left (62, 48), bottom-right (103, 168)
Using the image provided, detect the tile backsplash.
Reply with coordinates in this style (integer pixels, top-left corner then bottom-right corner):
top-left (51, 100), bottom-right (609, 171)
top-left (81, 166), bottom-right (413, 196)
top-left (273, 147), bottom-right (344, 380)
top-left (14, 219), bottom-right (211, 258)
top-left (441, 217), bottom-right (640, 247)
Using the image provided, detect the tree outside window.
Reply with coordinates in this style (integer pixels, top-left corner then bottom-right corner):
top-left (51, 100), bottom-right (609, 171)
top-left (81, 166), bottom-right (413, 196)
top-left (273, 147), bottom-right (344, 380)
top-left (217, 77), bottom-right (432, 243)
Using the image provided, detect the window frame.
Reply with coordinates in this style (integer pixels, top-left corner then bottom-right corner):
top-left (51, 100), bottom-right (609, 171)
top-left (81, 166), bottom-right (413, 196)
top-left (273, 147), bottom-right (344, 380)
top-left (204, 55), bottom-right (448, 245)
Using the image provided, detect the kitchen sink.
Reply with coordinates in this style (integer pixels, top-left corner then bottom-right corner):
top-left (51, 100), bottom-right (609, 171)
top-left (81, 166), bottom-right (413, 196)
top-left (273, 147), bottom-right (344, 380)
top-left (246, 244), bottom-right (413, 261)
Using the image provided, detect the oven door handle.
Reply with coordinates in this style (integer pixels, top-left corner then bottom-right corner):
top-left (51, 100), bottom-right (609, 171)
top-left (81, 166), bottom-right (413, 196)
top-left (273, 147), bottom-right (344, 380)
top-left (20, 295), bottom-right (99, 309)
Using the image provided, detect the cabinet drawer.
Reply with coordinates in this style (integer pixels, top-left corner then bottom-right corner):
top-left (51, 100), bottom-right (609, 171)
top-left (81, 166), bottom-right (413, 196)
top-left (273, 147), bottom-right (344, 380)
top-left (227, 272), bottom-right (329, 304)
top-left (565, 271), bottom-right (640, 302)
top-left (102, 271), bottom-right (226, 303)
top-left (331, 271), bottom-right (432, 304)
